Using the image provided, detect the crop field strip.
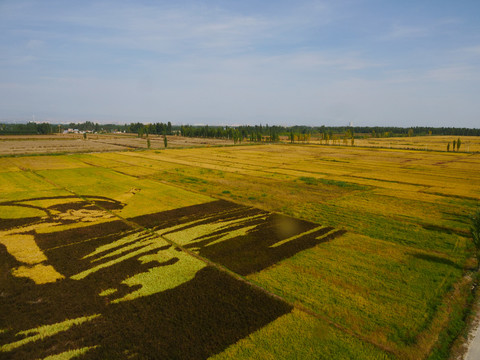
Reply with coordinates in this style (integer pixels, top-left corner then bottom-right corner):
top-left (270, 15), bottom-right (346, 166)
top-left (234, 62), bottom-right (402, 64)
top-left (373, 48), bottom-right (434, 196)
top-left (77, 149), bottom-right (474, 256)
top-left (122, 145), bottom-right (479, 195)
top-left (0, 156), bottom-right (395, 359)
top-left (104, 147), bottom-right (478, 214)
top-left (1, 145), bottom-right (479, 359)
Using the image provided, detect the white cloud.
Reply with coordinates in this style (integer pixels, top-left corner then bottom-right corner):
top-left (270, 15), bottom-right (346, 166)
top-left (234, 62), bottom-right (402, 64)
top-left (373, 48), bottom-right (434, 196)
top-left (386, 24), bottom-right (430, 39)
top-left (380, 17), bottom-right (462, 41)
top-left (1, 0), bottom-right (480, 127)
top-left (26, 39), bottom-right (44, 49)
top-left (425, 66), bottom-right (480, 82)
top-left (454, 45), bottom-right (480, 57)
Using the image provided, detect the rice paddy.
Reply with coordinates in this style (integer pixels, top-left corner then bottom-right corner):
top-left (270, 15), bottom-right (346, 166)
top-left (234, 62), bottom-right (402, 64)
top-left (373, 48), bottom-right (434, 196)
top-left (1, 142), bottom-right (479, 359)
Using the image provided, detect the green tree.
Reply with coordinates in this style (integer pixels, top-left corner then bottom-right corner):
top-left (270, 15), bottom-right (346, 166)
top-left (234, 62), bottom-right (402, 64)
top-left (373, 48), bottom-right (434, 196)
top-left (344, 129), bottom-right (351, 145)
top-left (272, 131), bottom-right (279, 142)
top-left (453, 140), bottom-right (456, 151)
top-left (471, 209), bottom-right (480, 270)
top-left (83, 132), bottom-right (87, 140)
top-left (164, 135), bottom-right (167, 148)
top-left (457, 138), bottom-right (461, 151)
top-left (147, 138), bottom-right (151, 149)
top-left (447, 143), bottom-right (450, 152)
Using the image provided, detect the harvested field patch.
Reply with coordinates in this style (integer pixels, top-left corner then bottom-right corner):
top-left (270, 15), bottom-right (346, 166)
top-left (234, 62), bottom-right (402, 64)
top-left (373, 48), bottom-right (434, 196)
top-left (0, 134), bottom-right (236, 156)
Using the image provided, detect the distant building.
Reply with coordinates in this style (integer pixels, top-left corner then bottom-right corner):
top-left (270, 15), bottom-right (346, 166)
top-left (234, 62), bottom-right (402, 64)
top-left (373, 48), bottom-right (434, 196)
top-left (63, 128), bottom-right (80, 134)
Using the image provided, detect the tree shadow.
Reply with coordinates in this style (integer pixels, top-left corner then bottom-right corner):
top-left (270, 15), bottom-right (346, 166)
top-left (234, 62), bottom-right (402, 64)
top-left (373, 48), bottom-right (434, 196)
top-left (409, 252), bottom-right (462, 270)
top-left (421, 223), bottom-right (469, 237)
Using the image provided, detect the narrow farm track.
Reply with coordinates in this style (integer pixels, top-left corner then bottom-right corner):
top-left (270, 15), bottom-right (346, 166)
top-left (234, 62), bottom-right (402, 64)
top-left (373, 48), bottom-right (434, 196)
top-left (10, 160), bottom-right (402, 359)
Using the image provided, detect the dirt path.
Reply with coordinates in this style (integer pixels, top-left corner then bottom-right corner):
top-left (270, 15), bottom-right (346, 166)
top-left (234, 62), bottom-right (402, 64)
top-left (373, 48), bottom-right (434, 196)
top-left (464, 304), bottom-right (480, 360)
top-left (465, 323), bottom-right (480, 359)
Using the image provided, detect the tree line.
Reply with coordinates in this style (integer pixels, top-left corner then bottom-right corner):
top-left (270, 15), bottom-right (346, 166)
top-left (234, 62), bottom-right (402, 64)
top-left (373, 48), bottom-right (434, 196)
top-left (0, 121), bottom-right (173, 135)
top-left (177, 124), bottom-right (480, 142)
top-left (1, 122), bottom-right (479, 137)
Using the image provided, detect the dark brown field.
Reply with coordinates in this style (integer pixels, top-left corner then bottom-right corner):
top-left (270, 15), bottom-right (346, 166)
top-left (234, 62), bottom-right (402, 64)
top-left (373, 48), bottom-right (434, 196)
top-left (1, 196), bottom-right (343, 359)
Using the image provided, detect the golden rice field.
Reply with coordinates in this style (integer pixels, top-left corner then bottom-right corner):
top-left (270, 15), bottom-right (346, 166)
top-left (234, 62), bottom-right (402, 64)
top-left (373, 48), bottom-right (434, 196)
top-left (1, 141), bottom-right (479, 359)
top-left (352, 135), bottom-right (480, 152)
top-left (2, 134), bottom-right (480, 156)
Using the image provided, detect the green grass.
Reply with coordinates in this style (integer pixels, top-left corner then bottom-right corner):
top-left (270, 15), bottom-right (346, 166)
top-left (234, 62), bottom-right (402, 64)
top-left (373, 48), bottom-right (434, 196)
top-left (299, 176), bottom-right (368, 190)
top-left (33, 166), bottom-right (214, 218)
top-left (247, 232), bottom-right (463, 354)
top-left (180, 176), bottom-right (208, 184)
top-left (211, 309), bottom-right (394, 360)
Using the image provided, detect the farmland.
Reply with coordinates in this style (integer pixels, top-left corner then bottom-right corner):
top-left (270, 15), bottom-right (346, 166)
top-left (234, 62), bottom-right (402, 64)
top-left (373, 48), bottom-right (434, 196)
top-left (2, 133), bottom-right (480, 156)
top-left (351, 135), bottom-right (480, 152)
top-left (1, 141), bottom-right (480, 359)
top-left (0, 133), bottom-right (232, 155)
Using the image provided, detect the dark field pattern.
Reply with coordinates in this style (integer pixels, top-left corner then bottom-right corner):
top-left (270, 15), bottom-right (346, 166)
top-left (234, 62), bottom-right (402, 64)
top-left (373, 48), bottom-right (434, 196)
top-left (1, 196), bottom-right (344, 359)
top-left (137, 199), bottom-right (346, 275)
top-left (1, 267), bottom-right (292, 360)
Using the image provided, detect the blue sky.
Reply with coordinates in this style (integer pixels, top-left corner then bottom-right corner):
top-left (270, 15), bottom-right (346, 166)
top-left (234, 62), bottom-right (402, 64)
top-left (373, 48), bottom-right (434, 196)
top-left (1, 0), bottom-right (479, 127)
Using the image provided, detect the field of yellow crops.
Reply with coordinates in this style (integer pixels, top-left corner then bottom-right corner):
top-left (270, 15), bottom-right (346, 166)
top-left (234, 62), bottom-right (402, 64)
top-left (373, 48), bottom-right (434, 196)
top-left (352, 135), bottom-right (480, 152)
top-left (1, 142), bottom-right (479, 359)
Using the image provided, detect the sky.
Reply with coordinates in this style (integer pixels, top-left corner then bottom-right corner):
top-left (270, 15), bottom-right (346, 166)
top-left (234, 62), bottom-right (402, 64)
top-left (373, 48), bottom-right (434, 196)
top-left (1, 0), bottom-right (479, 127)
